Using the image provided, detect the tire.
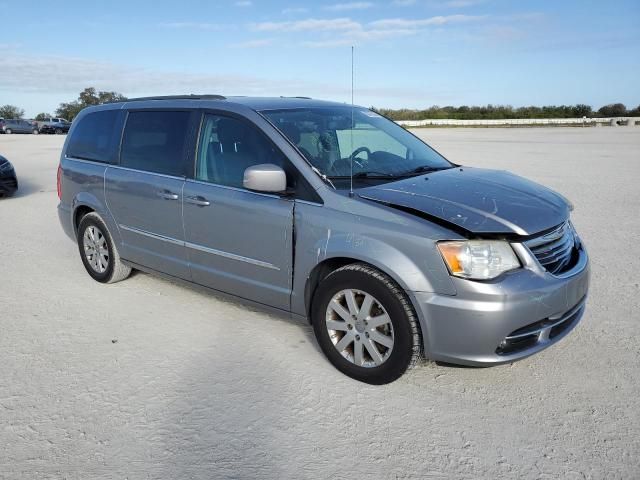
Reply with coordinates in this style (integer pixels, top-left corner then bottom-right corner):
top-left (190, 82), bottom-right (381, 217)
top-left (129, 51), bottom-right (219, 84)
top-left (55, 128), bottom-right (63, 135)
top-left (5, 128), bottom-right (12, 134)
top-left (32, 128), bottom-right (39, 134)
top-left (311, 263), bottom-right (422, 384)
top-left (77, 212), bottom-right (131, 284)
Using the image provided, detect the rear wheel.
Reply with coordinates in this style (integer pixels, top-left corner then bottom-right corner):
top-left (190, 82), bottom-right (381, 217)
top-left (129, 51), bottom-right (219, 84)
top-left (55, 128), bottom-right (63, 135)
top-left (5, 128), bottom-right (12, 134)
top-left (77, 212), bottom-right (131, 283)
top-left (312, 263), bottom-right (422, 384)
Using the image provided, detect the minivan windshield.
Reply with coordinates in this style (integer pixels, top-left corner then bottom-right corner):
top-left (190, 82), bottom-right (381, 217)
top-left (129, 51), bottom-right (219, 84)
top-left (262, 107), bottom-right (453, 187)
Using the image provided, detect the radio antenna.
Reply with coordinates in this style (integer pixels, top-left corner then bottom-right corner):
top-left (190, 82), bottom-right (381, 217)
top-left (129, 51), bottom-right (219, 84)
top-left (349, 45), bottom-right (355, 197)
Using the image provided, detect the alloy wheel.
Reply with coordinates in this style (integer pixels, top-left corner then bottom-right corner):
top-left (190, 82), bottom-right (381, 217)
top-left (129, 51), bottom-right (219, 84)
top-left (325, 289), bottom-right (394, 367)
top-left (83, 225), bottom-right (109, 274)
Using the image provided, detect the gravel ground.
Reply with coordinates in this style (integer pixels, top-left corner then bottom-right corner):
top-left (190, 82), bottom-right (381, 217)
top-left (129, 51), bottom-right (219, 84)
top-left (0, 127), bottom-right (639, 479)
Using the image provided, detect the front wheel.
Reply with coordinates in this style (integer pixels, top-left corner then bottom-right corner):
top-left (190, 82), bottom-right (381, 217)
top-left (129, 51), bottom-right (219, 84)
top-left (312, 263), bottom-right (422, 384)
top-left (55, 128), bottom-right (63, 135)
top-left (77, 212), bottom-right (131, 283)
top-left (5, 128), bottom-right (12, 134)
top-left (32, 128), bottom-right (39, 134)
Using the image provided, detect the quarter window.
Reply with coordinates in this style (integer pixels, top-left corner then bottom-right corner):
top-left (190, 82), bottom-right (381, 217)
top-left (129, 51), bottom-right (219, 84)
top-left (121, 111), bottom-right (190, 176)
top-left (66, 110), bottom-right (121, 163)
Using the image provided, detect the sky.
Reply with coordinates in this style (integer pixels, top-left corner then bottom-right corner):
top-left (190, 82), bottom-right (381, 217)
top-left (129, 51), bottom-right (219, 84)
top-left (1, 0), bottom-right (638, 117)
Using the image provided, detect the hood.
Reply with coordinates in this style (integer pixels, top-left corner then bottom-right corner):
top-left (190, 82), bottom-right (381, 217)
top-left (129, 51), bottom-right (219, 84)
top-left (358, 167), bottom-right (569, 236)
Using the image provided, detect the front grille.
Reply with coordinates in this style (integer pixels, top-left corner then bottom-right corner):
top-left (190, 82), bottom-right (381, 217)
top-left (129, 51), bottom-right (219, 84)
top-left (496, 298), bottom-right (585, 355)
top-left (525, 221), bottom-right (577, 275)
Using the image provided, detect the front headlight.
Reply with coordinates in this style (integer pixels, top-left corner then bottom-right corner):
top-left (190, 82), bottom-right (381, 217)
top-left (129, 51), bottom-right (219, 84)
top-left (437, 240), bottom-right (520, 280)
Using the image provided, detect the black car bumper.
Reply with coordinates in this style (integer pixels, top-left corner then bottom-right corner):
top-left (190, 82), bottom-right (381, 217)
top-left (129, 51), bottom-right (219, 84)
top-left (0, 171), bottom-right (18, 195)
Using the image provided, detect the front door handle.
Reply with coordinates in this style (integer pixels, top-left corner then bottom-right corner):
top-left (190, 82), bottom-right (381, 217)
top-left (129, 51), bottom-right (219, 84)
top-left (186, 195), bottom-right (211, 207)
top-left (157, 190), bottom-right (179, 200)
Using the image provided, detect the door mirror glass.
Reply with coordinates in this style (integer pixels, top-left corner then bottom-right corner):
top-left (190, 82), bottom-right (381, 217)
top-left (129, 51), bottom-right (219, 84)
top-left (243, 164), bottom-right (287, 193)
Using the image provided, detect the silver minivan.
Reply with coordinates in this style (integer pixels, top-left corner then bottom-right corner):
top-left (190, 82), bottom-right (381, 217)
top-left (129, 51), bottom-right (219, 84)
top-left (57, 95), bottom-right (590, 384)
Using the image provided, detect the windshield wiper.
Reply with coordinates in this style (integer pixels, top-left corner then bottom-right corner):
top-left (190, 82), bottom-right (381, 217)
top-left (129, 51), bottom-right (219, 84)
top-left (328, 166), bottom-right (450, 180)
top-left (328, 171), bottom-right (396, 179)
top-left (353, 171), bottom-right (397, 179)
top-left (396, 165), bottom-right (447, 177)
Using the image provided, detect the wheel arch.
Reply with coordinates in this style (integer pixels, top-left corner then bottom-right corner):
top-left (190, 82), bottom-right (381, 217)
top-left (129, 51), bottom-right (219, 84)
top-left (73, 205), bottom-right (95, 234)
top-left (304, 255), bottom-right (420, 323)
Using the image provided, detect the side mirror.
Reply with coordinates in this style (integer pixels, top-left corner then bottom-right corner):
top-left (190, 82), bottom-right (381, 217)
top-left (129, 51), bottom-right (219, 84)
top-left (243, 163), bottom-right (287, 193)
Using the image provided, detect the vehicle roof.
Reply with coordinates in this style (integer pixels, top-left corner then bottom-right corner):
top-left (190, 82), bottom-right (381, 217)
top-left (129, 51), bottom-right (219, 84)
top-left (225, 96), bottom-right (350, 110)
top-left (114, 95), bottom-right (353, 111)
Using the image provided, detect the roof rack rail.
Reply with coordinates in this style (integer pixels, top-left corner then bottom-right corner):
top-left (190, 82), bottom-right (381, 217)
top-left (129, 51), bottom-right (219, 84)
top-left (125, 94), bottom-right (226, 102)
top-left (279, 96), bottom-right (312, 100)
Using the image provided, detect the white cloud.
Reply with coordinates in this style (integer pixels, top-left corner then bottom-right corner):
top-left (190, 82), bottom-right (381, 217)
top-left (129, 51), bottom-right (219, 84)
top-left (0, 54), bottom-right (287, 95)
top-left (369, 14), bottom-right (485, 29)
top-left (303, 28), bottom-right (416, 47)
top-left (282, 6), bottom-right (309, 14)
top-left (234, 0), bottom-right (252, 6)
top-left (441, 0), bottom-right (483, 7)
top-left (323, 2), bottom-right (374, 11)
top-left (0, 52), bottom-right (414, 100)
top-left (253, 18), bottom-right (361, 32)
top-left (252, 13), bottom-right (486, 47)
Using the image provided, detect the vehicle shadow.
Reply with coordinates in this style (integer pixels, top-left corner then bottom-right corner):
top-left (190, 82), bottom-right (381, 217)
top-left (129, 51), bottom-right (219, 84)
top-left (1, 177), bottom-right (47, 199)
top-left (134, 269), bottom-right (322, 354)
top-left (101, 271), bottom-right (333, 478)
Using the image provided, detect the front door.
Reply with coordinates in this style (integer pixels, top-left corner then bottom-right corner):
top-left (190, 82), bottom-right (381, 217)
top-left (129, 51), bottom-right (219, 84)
top-left (182, 113), bottom-right (294, 310)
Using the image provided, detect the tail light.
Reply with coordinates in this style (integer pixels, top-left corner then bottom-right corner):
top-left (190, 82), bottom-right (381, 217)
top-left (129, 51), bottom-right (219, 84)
top-left (57, 164), bottom-right (62, 200)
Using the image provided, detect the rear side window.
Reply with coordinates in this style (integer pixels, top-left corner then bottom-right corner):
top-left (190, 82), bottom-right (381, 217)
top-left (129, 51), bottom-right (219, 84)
top-left (66, 110), bottom-right (121, 163)
top-left (120, 111), bottom-right (190, 176)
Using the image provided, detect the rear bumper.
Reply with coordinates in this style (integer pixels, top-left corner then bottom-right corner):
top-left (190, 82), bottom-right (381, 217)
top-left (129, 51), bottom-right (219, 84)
top-left (58, 203), bottom-right (76, 241)
top-left (411, 245), bottom-right (590, 366)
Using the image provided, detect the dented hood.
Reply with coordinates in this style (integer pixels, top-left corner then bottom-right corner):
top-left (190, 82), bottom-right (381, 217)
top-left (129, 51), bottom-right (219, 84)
top-left (359, 167), bottom-right (570, 236)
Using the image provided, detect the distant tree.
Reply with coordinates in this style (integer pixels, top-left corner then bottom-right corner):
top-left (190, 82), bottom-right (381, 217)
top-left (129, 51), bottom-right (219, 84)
top-left (55, 87), bottom-right (127, 121)
top-left (629, 105), bottom-right (640, 117)
top-left (55, 101), bottom-right (84, 121)
top-left (572, 104), bottom-right (592, 117)
top-left (597, 103), bottom-right (627, 117)
top-left (35, 112), bottom-right (52, 121)
top-left (0, 105), bottom-right (25, 119)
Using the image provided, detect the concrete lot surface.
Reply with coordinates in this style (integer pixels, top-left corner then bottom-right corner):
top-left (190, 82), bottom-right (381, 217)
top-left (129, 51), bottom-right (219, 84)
top-left (1, 128), bottom-right (639, 479)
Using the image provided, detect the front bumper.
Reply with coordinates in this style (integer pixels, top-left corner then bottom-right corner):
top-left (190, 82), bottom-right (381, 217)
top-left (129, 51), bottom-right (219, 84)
top-left (411, 244), bottom-right (590, 365)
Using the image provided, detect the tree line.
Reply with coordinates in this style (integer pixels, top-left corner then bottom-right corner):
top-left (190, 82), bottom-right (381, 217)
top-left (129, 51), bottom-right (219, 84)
top-left (373, 103), bottom-right (640, 121)
top-left (0, 88), bottom-right (126, 122)
top-left (1, 88), bottom-right (639, 122)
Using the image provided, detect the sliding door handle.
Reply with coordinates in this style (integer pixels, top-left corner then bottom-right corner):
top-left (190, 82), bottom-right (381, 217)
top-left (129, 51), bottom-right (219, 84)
top-left (157, 190), bottom-right (179, 200)
top-left (186, 195), bottom-right (211, 207)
